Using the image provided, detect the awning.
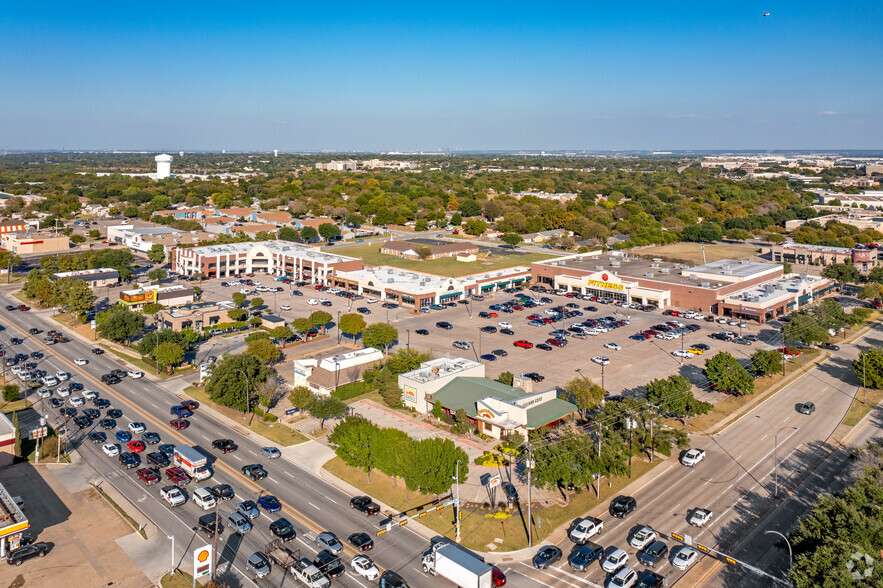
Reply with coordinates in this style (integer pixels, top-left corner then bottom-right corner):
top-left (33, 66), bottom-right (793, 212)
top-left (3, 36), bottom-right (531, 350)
top-left (439, 293), bottom-right (461, 300)
top-left (496, 281), bottom-right (511, 287)
top-left (481, 285), bottom-right (495, 291)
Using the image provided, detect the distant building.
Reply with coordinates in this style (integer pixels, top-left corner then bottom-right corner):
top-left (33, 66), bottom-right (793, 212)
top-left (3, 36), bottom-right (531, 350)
top-left (0, 220), bottom-right (27, 234)
top-left (0, 233), bottom-right (69, 255)
top-left (292, 347), bottom-right (384, 396)
top-left (398, 357), bottom-right (485, 413)
top-left (509, 190), bottom-right (579, 203)
top-left (118, 284), bottom-right (195, 310)
top-left (314, 160), bottom-right (357, 172)
top-left (51, 268), bottom-right (119, 288)
top-left (159, 301), bottom-right (236, 331)
top-left (379, 241), bottom-right (478, 260)
top-left (770, 242), bottom-right (879, 274)
top-left (152, 207), bottom-right (212, 221)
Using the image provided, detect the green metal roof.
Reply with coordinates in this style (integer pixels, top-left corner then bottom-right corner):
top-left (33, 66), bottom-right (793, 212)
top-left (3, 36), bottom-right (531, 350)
top-left (432, 377), bottom-right (576, 430)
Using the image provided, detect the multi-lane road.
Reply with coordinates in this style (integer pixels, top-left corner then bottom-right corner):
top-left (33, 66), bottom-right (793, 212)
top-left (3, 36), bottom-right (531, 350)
top-left (5, 287), bottom-right (880, 588)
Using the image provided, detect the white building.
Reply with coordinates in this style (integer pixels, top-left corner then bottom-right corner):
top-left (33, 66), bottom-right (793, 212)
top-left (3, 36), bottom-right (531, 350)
top-left (292, 348), bottom-right (385, 396)
top-left (398, 357), bottom-right (485, 413)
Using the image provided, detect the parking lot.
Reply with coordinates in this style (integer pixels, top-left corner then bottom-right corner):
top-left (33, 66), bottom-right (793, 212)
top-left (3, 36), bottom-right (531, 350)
top-left (191, 273), bottom-right (790, 401)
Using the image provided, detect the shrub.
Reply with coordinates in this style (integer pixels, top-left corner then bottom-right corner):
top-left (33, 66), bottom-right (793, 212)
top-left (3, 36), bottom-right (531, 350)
top-left (332, 381), bottom-right (369, 401)
top-left (3, 385), bottom-right (20, 402)
top-left (263, 412), bottom-right (278, 422)
top-left (494, 442), bottom-right (520, 456)
top-left (473, 452), bottom-right (510, 467)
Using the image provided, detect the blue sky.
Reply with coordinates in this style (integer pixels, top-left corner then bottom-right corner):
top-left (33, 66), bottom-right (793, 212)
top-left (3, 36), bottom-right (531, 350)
top-left (2, 1), bottom-right (881, 151)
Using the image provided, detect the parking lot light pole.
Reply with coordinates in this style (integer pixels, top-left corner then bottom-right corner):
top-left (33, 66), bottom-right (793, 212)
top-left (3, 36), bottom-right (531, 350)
top-left (337, 311), bottom-right (341, 345)
top-left (453, 460), bottom-right (461, 542)
top-left (168, 535), bottom-right (174, 574)
top-left (755, 415), bottom-right (798, 498)
top-left (406, 329), bottom-right (410, 349)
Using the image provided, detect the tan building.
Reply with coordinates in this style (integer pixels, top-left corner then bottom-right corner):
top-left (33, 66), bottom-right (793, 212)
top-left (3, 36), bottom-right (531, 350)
top-left (379, 240), bottom-right (478, 260)
top-left (0, 220), bottom-right (27, 234)
top-left (0, 233), bottom-right (69, 254)
top-left (0, 411), bottom-right (14, 468)
top-left (159, 301), bottom-right (237, 331)
top-left (118, 284), bottom-right (195, 310)
top-left (52, 268), bottom-right (119, 288)
top-left (292, 347), bottom-right (384, 396)
top-left (770, 242), bottom-right (879, 274)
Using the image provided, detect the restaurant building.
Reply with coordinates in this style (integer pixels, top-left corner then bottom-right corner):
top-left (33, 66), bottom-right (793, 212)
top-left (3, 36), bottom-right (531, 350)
top-left (118, 284), bottom-right (195, 310)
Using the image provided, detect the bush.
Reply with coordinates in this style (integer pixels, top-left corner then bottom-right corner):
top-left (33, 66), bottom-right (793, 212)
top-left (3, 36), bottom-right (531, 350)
top-left (494, 442), bottom-right (520, 456)
top-left (263, 412), bottom-right (278, 422)
top-left (332, 381), bottom-right (369, 401)
top-left (473, 452), bottom-right (510, 467)
top-left (3, 385), bottom-right (20, 402)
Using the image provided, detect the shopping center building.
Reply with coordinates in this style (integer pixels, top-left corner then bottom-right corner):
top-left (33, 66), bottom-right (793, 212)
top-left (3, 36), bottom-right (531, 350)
top-left (531, 252), bottom-right (835, 322)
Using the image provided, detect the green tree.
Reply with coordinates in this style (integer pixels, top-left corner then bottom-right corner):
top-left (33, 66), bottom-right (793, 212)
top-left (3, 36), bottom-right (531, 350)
top-left (383, 348), bottom-right (432, 375)
top-left (11, 411), bottom-right (20, 459)
top-left (70, 234), bottom-right (86, 245)
top-left (498, 371), bottom-right (514, 386)
top-left (459, 200), bottom-right (481, 217)
top-left (141, 302), bottom-right (164, 315)
top-left (248, 316), bottom-right (263, 329)
top-left (60, 278), bottom-right (95, 317)
top-left (246, 338), bottom-right (281, 363)
top-left (147, 243), bottom-right (166, 264)
top-left (821, 263), bottom-right (862, 285)
top-left (501, 233), bottom-right (523, 247)
top-left (408, 437), bottom-right (468, 496)
top-left (415, 218), bottom-right (428, 232)
top-left (531, 429), bottom-right (598, 490)
top-left (373, 369), bottom-right (403, 407)
top-left (565, 377), bottom-right (606, 418)
top-left (374, 427), bottom-right (412, 487)
top-left (232, 292), bottom-right (247, 307)
top-left (328, 416), bottom-right (379, 482)
top-left (250, 297), bottom-right (264, 308)
top-left (782, 261), bottom-right (793, 274)
top-left (704, 351), bottom-right (754, 395)
top-left (450, 212), bottom-right (462, 226)
top-left (784, 313), bottom-right (829, 345)
top-left (88, 229), bottom-right (101, 240)
top-left (463, 218), bottom-right (488, 236)
top-left (268, 326), bottom-right (294, 342)
top-left (854, 348), bottom-right (883, 388)
top-left (154, 341), bottom-right (184, 374)
top-left (227, 308), bottom-right (247, 321)
top-left (292, 317), bottom-right (314, 333)
top-left (338, 313), bottom-right (367, 340)
top-left (147, 267), bottom-right (167, 284)
top-left (300, 226), bottom-right (318, 242)
top-left (96, 306), bottom-right (145, 345)
top-left (307, 394), bottom-right (347, 429)
top-left (860, 282), bottom-right (883, 301)
top-left (644, 374), bottom-right (712, 418)
top-left (3, 384), bottom-right (19, 402)
top-left (866, 265), bottom-right (883, 284)
top-left (682, 223), bottom-right (723, 242)
top-left (363, 323), bottom-right (398, 354)
top-left (288, 386), bottom-right (313, 410)
top-left (206, 353), bottom-right (274, 411)
top-left (751, 349), bottom-right (783, 377)
top-left (451, 408), bottom-right (473, 435)
top-left (432, 400), bottom-right (444, 419)
top-left (346, 213), bottom-right (365, 227)
top-left (278, 226), bottom-right (300, 242)
top-left (309, 310), bottom-right (333, 333)
top-left (415, 245), bottom-right (433, 260)
top-left (318, 223), bottom-right (341, 241)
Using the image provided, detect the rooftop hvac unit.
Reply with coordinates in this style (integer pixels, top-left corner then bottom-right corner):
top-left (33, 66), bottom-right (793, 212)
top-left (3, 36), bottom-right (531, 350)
top-left (652, 258), bottom-right (662, 262)
top-left (699, 281), bottom-right (711, 287)
top-left (610, 261), bottom-right (621, 267)
top-left (716, 283), bottom-right (724, 287)
top-left (595, 265), bottom-right (605, 270)
top-left (659, 268), bottom-right (670, 274)
top-left (689, 274), bottom-right (698, 279)
top-left (644, 272), bottom-right (655, 278)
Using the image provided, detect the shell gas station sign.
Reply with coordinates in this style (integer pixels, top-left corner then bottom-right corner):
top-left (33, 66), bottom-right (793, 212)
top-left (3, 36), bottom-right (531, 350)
top-left (193, 545), bottom-right (212, 580)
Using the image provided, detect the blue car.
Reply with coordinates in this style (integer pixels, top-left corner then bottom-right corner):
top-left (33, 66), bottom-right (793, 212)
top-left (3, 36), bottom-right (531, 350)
top-left (258, 495), bottom-right (282, 513)
top-left (419, 308), bottom-right (431, 313)
top-left (630, 334), bottom-right (646, 341)
top-left (115, 430), bottom-right (132, 443)
top-left (489, 304), bottom-right (502, 311)
top-left (170, 405), bottom-right (193, 418)
top-left (480, 354), bottom-right (497, 361)
top-left (429, 305), bottom-right (445, 310)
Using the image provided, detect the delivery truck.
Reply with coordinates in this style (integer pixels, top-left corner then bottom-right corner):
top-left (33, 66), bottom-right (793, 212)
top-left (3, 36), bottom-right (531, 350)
top-left (421, 542), bottom-right (492, 588)
top-left (173, 445), bottom-right (211, 480)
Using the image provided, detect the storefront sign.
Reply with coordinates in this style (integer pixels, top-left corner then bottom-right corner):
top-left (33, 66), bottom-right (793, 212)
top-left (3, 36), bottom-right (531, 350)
top-left (403, 386), bottom-right (416, 401)
top-left (585, 273), bottom-right (624, 291)
top-left (477, 408), bottom-right (494, 420)
top-left (193, 545), bottom-right (212, 579)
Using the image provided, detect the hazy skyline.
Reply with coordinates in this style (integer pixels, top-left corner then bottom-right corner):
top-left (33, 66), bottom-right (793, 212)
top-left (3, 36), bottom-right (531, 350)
top-left (3, 1), bottom-right (882, 151)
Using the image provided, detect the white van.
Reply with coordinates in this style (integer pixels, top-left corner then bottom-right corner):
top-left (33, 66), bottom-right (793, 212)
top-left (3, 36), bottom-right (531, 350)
top-left (192, 488), bottom-right (217, 510)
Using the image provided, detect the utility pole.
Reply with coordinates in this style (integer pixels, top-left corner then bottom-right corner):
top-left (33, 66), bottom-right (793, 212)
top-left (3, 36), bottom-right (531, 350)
top-left (211, 498), bottom-right (220, 582)
top-left (337, 310), bottom-right (341, 345)
top-left (454, 460), bottom-right (461, 542)
top-left (595, 423), bottom-right (602, 499)
top-left (862, 350), bottom-right (866, 405)
top-left (525, 441), bottom-right (533, 548)
top-left (236, 369), bottom-right (251, 425)
top-left (406, 329), bottom-right (410, 349)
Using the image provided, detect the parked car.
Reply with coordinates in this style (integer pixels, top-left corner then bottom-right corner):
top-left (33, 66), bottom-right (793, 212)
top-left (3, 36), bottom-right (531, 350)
top-left (6, 542), bottom-right (50, 566)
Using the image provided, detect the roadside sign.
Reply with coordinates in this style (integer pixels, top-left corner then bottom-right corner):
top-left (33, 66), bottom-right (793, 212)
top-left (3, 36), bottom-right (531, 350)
top-left (27, 426), bottom-right (47, 440)
top-left (488, 475), bottom-right (502, 489)
top-left (193, 545), bottom-right (212, 580)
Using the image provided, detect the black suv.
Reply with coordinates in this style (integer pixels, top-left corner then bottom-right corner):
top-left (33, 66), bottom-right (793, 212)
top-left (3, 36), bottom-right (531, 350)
top-left (211, 439), bottom-right (238, 453)
top-left (436, 321), bottom-right (453, 330)
top-left (147, 452), bottom-right (170, 467)
top-left (609, 495), bottom-right (637, 518)
top-left (523, 372), bottom-right (545, 382)
top-left (198, 513), bottom-right (223, 538)
top-left (314, 550), bottom-right (345, 579)
top-left (6, 542), bottom-right (50, 566)
top-left (350, 495), bottom-right (380, 515)
top-left (638, 540), bottom-right (669, 567)
top-left (269, 517), bottom-right (296, 541)
top-left (119, 452), bottom-right (139, 469)
top-left (101, 374), bottom-right (120, 385)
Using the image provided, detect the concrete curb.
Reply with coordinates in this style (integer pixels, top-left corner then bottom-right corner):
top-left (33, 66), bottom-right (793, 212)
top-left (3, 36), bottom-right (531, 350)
top-left (91, 478), bottom-right (155, 540)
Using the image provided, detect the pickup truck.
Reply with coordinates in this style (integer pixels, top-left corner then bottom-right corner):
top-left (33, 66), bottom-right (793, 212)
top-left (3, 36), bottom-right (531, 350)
top-left (291, 558), bottom-right (330, 588)
top-left (349, 496), bottom-right (380, 516)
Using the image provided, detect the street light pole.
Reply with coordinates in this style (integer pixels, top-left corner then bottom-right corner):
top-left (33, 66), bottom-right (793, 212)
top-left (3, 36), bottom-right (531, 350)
top-left (236, 369), bottom-right (251, 424)
top-left (525, 441), bottom-right (533, 548)
top-left (454, 460), bottom-right (461, 542)
top-left (337, 310), bottom-right (341, 345)
top-left (168, 535), bottom-right (175, 574)
top-left (755, 415), bottom-right (798, 498)
top-left (764, 530), bottom-right (793, 576)
top-left (406, 329), bottom-right (410, 349)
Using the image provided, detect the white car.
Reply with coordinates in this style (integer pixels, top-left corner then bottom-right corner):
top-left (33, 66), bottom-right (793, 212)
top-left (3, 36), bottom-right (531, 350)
top-left (681, 448), bottom-right (706, 467)
top-left (160, 486), bottom-right (186, 507)
top-left (672, 350), bottom-right (692, 358)
top-left (586, 329), bottom-right (601, 336)
top-left (591, 356), bottom-right (610, 366)
top-left (56, 387), bottom-right (70, 398)
top-left (74, 358), bottom-right (88, 366)
top-left (366, 297), bottom-right (379, 304)
top-left (280, 305), bottom-right (291, 311)
top-left (568, 516), bottom-right (603, 544)
top-left (192, 487), bottom-right (217, 510)
top-left (128, 422), bottom-right (146, 434)
top-left (688, 508), bottom-right (713, 527)
top-left (318, 298), bottom-right (330, 304)
top-left (498, 322), bottom-right (513, 329)
top-left (673, 547), bottom-right (699, 570)
top-left (610, 567), bottom-right (637, 588)
top-left (629, 526), bottom-right (657, 550)
top-left (604, 342), bottom-right (621, 351)
top-left (56, 371), bottom-right (71, 381)
top-left (601, 548), bottom-right (629, 573)
top-left (102, 443), bottom-right (119, 457)
top-left (127, 370), bottom-right (144, 379)
top-left (37, 389), bottom-right (52, 399)
top-left (82, 390), bottom-right (98, 400)
top-left (716, 317), bottom-right (728, 324)
top-left (68, 397), bottom-right (84, 407)
top-left (544, 309), bottom-right (558, 315)
top-left (42, 376), bottom-right (59, 387)
top-left (351, 555), bottom-right (379, 581)
top-left (307, 299), bottom-right (319, 305)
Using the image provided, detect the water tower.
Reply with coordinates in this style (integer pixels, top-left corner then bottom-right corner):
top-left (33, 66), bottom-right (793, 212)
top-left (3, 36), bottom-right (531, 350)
top-left (155, 153), bottom-right (173, 179)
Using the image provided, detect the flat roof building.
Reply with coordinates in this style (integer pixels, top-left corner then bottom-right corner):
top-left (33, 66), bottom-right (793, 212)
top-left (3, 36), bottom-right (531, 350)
top-left (379, 240), bottom-right (479, 260)
top-left (159, 301), bottom-right (236, 331)
top-left (170, 241), bottom-right (363, 282)
top-left (0, 478), bottom-right (29, 556)
top-left (51, 268), bottom-right (119, 288)
top-left (293, 347), bottom-right (384, 396)
top-left (0, 233), bottom-right (69, 255)
top-left (398, 357), bottom-right (486, 413)
top-left (770, 242), bottom-right (878, 274)
top-left (119, 284), bottom-right (195, 309)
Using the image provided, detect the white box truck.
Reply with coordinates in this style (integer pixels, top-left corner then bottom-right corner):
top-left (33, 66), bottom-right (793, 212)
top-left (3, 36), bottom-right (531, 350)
top-left (421, 543), bottom-right (492, 588)
top-left (173, 446), bottom-right (211, 480)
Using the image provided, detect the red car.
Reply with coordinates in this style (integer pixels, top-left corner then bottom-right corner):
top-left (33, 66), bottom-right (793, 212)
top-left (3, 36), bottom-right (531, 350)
top-left (546, 338), bottom-right (567, 347)
top-left (513, 340), bottom-right (534, 349)
top-left (137, 468), bottom-right (160, 485)
top-left (127, 440), bottom-right (146, 453)
top-left (181, 400), bottom-right (199, 411)
top-left (169, 419), bottom-right (190, 430)
top-left (527, 314), bottom-right (541, 320)
top-left (491, 566), bottom-right (507, 586)
top-left (18, 305), bottom-right (29, 311)
top-left (166, 467), bottom-right (190, 486)
top-left (512, 305), bottom-right (523, 311)
top-left (777, 347), bottom-right (801, 357)
top-left (488, 312), bottom-right (498, 318)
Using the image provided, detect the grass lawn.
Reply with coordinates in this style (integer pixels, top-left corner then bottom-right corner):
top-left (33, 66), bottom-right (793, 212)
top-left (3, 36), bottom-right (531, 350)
top-left (160, 571), bottom-right (194, 588)
top-left (633, 242), bottom-right (762, 265)
top-left (0, 398), bottom-right (32, 413)
top-left (100, 345), bottom-right (195, 379)
top-left (682, 348), bottom-right (824, 434)
top-left (324, 456), bottom-right (659, 551)
top-left (843, 388), bottom-right (883, 427)
top-left (328, 243), bottom-right (556, 277)
top-left (183, 386), bottom-right (308, 446)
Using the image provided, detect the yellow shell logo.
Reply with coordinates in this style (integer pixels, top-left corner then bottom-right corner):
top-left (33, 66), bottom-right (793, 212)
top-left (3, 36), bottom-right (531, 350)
top-left (197, 550), bottom-right (210, 563)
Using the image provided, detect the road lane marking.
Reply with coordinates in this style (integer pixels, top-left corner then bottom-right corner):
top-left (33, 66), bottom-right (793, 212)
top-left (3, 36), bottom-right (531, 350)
top-left (783, 416), bottom-right (790, 422)
top-left (518, 562), bottom-right (593, 587)
top-left (759, 435), bottom-right (767, 441)
top-left (285, 471), bottom-right (294, 477)
top-left (309, 502), bottom-right (320, 509)
top-left (326, 497), bottom-right (336, 504)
